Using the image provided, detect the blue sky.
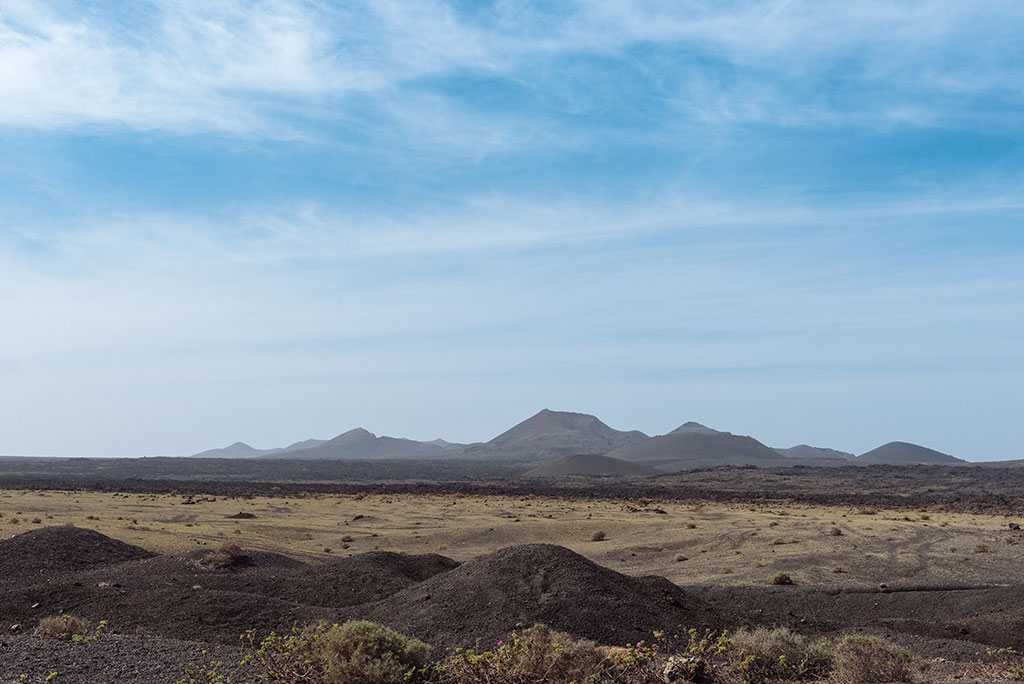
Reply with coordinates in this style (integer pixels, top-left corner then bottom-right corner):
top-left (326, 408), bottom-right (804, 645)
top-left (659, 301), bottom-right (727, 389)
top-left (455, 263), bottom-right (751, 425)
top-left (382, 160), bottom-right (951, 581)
top-left (1, 1), bottom-right (1023, 459)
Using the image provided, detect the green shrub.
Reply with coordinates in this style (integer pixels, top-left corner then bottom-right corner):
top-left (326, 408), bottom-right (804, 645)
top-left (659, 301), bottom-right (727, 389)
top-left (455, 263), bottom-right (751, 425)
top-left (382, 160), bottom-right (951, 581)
top-left (34, 615), bottom-right (108, 642)
top-left (832, 635), bottom-right (913, 683)
top-left (243, 620), bottom-right (431, 684)
top-left (660, 628), bottom-right (732, 684)
top-left (175, 655), bottom-right (232, 684)
top-left (434, 623), bottom-right (659, 684)
top-left (731, 627), bottom-right (833, 682)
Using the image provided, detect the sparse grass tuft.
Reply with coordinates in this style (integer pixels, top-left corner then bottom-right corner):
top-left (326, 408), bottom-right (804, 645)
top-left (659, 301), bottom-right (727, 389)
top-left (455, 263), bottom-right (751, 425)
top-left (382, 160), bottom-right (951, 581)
top-left (243, 620), bottom-right (431, 684)
top-left (829, 526), bottom-right (843, 536)
top-left (34, 615), bottom-right (108, 642)
top-left (973, 543), bottom-right (990, 553)
top-left (832, 635), bottom-right (913, 683)
top-left (591, 530), bottom-right (606, 542)
top-left (435, 623), bottom-right (658, 684)
top-left (731, 626), bottom-right (834, 682)
top-left (770, 572), bottom-right (795, 585)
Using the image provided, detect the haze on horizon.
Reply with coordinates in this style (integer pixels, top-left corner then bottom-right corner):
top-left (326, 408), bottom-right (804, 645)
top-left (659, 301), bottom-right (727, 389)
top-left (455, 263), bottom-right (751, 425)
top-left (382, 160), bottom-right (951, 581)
top-left (1, 1), bottom-right (1022, 461)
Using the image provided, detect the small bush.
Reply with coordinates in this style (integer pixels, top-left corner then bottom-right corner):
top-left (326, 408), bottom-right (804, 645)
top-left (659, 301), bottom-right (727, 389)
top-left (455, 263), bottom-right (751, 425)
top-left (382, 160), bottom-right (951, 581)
top-left (731, 627), bottom-right (834, 682)
top-left (770, 572), bottom-right (795, 585)
top-left (832, 635), bottom-right (913, 683)
top-left (200, 542), bottom-right (248, 569)
top-left (435, 623), bottom-right (657, 684)
top-left (973, 543), bottom-right (990, 553)
top-left (591, 530), bottom-right (606, 542)
top-left (829, 526), bottom-right (843, 536)
top-left (34, 615), bottom-right (108, 642)
top-left (244, 620), bottom-right (431, 684)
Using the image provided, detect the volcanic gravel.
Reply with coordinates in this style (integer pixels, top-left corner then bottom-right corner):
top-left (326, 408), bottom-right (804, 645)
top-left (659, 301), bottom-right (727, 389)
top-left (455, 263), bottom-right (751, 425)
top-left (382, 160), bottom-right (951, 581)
top-left (0, 633), bottom-right (256, 684)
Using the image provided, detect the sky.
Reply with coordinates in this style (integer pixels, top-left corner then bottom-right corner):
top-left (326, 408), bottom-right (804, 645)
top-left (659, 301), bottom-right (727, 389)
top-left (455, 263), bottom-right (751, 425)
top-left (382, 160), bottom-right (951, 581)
top-left (1, 1), bottom-right (1023, 460)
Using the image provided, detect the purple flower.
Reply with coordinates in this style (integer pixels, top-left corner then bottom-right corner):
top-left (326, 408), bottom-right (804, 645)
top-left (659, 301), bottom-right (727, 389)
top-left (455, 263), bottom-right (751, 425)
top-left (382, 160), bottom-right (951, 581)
top-left (497, 641), bottom-right (504, 646)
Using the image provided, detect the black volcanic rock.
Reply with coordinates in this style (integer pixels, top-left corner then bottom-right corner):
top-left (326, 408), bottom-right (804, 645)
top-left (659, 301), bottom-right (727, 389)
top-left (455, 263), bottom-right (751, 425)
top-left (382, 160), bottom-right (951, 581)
top-left (523, 454), bottom-right (659, 477)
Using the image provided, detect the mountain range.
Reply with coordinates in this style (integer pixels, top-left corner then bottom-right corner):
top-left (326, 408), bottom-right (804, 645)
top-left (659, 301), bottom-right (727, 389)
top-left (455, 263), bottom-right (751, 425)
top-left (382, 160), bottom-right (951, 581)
top-left (188, 409), bottom-right (968, 472)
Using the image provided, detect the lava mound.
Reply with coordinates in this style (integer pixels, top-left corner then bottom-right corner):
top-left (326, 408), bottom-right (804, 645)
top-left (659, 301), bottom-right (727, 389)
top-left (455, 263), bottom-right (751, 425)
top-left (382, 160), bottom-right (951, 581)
top-left (289, 551), bottom-right (460, 607)
top-left (353, 543), bottom-right (719, 649)
top-left (0, 526), bottom-right (155, 584)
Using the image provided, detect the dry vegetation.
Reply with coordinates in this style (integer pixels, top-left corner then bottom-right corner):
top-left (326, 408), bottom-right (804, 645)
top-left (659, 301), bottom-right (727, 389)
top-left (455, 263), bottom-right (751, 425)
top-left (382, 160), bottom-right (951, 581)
top-left (0, 489), bottom-right (1020, 587)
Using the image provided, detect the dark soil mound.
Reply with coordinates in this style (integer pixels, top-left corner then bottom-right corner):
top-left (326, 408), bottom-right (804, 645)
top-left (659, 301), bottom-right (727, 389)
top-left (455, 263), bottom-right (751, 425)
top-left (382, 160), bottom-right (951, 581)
top-left (0, 540), bottom-right (458, 644)
top-left (1, 578), bottom-right (330, 644)
top-left (0, 526), bottom-right (154, 585)
top-left (350, 544), bottom-right (718, 649)
top-left (273, 551), bottom-right (460, 608)
top-left (116, 549), bottom-right (457, 608)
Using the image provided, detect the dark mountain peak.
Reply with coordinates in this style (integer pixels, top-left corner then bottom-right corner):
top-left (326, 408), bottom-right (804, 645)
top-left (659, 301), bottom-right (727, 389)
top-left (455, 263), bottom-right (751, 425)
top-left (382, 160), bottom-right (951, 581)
top-left (329, 427), bottom-right (376, 442)
top-left (669, 421), bottom-right (724, 436)
top-left (497, 409), bottom-right (613, 439)
top-left (461, 409), bottom-right (647, 459)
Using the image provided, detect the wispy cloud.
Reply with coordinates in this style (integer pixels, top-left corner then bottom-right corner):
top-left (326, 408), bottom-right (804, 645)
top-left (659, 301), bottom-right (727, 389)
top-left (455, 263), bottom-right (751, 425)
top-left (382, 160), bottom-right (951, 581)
top-left (2, 1), bottom-right (1022, 135)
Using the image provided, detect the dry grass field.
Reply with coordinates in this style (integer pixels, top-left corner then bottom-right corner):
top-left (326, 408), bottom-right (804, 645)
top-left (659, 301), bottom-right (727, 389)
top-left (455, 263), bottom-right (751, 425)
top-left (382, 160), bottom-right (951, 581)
top-left (2, 489), bottom-right (1020, 587)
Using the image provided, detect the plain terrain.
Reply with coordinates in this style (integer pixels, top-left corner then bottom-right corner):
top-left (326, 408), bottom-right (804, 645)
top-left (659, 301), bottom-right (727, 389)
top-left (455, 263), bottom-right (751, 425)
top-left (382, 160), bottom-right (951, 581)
top-left (1, 489), bottom-right (1021, 586)
top-left (3, 466), bottom-right (1024, 683)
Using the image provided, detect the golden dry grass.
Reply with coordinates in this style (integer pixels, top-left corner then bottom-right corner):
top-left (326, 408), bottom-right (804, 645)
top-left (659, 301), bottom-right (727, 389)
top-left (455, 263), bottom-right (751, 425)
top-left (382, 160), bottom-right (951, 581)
top-left (1, 489), bottom-right (1021, 586)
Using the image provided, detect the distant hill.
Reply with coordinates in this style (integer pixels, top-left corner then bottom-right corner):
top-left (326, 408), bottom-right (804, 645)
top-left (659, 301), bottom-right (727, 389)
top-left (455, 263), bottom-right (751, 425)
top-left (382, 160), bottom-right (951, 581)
top-left (523, 454), bottom-right (659, 477)
top-left (190, 438), bottom-right (328, 459)
top-left (668, 422), bottom-right (726, 435)
top-left (777, 444), bottom-right (855, 460)
top-left (459, 409), bottom-right (648, 460)
top-left (855, 441), bottom-right (964, 465)
top-left (270, 428), bottom-right (448, 460)
top-left (190, 441), bottom-right (269, 459)
top-left (607, 432), bottom-right (785, 471)
top-left (425, 438), bottom-right (472, 451)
